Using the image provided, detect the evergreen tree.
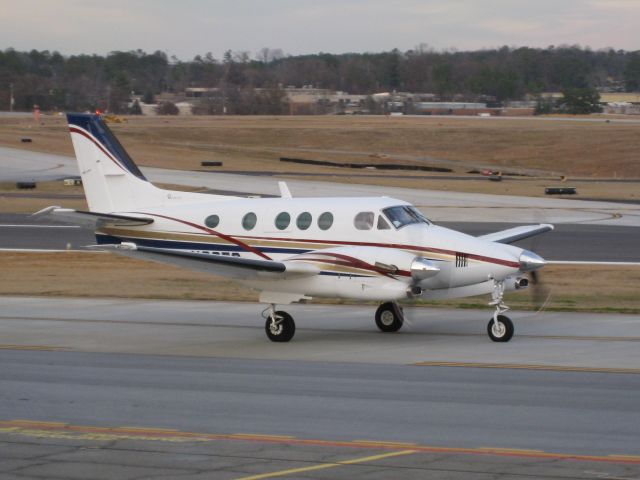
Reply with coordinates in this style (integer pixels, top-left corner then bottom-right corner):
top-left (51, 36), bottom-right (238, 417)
top-left (558, 88), bottom-right (602, 114)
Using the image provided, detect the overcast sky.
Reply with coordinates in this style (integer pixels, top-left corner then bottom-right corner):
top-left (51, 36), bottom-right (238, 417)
top-left (1, 0), bottom-right (638, 60)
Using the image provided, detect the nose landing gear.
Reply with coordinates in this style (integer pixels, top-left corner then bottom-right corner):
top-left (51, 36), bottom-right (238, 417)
top-left (487, 280), bottom-right (514, 342)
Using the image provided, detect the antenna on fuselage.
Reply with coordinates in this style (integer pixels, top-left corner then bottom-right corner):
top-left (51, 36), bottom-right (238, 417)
top-left (278, 181), bottom-right (292, 199)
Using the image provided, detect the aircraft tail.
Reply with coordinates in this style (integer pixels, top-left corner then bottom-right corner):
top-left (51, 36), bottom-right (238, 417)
top-left (67, 113), bottom-right (166, 212)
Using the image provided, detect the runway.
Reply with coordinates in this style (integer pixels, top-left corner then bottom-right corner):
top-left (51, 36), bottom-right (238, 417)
top-left (2, 213), bottom-right (638, 262)
top-left (1, 297), bottom-right (640, 479)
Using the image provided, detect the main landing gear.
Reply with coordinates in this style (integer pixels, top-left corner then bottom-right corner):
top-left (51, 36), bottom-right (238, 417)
top-left (264, 304), bottom-right (295, 342)
top-left (487, 280), bottom-right (514, 342)
top-left (375, 302), bottom-right (404, 332)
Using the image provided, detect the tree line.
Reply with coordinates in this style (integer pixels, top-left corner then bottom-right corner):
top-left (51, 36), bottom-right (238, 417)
top-left (1, 46), bottom-right (639, 113)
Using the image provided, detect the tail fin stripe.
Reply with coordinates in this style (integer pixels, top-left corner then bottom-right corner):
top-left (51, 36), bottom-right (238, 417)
top-left (66, 114), bottom-right (147, 181)
top-left (69, 126), bottom-right (129, 175)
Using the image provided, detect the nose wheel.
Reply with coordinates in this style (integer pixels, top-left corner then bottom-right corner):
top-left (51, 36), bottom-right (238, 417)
top-left (487, 314), bottom-right (514, 342)
top-left (488, 280), bottom-right (514, 342)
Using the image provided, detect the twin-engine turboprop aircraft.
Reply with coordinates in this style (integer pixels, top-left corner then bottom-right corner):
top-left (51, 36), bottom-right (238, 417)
top-left (36, 114), bottom-right (552, 342)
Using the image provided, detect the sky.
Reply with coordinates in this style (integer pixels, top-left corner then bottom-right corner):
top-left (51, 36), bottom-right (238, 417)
top-left (1, 0), bottom-right (639, 60)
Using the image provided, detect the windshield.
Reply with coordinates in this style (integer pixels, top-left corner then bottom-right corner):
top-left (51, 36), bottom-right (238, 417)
top-left (382, 205), bottom-right (431, 229)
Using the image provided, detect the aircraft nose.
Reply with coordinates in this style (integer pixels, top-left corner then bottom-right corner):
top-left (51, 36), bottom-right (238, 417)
top-left (519, 250), bottom-right (546, 272)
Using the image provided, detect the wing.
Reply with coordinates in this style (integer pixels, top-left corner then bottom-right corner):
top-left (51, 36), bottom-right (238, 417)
top-left (91, 243), bottom-right (319, 280)
top-left (32, 206), bottom-right (153, 227)
top-left (478, 224), bottom-right (554, 244)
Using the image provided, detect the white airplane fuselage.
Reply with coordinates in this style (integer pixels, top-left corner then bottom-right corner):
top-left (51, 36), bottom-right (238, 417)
top-left (96, 195), bottom-right (527, 302)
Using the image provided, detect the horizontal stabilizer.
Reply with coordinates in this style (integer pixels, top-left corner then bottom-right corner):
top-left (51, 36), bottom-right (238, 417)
top-left (479, 224), bottom-right (554, 244)
top-left (32, 206), bottom-right (154, 227)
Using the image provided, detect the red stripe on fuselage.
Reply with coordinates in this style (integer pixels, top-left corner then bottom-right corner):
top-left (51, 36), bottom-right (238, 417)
top-left (305, 251), bottom-right (412, 278)
top-left (136, 212), bottom-right (272, 260)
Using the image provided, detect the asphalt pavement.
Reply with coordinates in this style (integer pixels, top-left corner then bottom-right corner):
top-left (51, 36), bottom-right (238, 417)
top-left (1, 297), bottom-right (640, 479)
top-left (2, 142), bottom-right (640, 479)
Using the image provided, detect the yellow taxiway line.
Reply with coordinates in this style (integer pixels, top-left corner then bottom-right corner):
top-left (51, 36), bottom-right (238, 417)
top-left (234, 449), bottom-right (417, 480)
top-left (412, 361), bottom-right (640, 374)
top-left (1, 420), bottom-right (639, 465)
top-left (0, 344), bottom-right (68, 351)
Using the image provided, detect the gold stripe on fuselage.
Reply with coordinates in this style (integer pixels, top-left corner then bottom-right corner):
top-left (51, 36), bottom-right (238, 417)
top-left (99, 227), bottom-right (474, 265)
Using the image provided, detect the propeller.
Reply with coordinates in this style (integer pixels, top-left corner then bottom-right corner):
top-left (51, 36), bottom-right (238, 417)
top-left (521, 209), bottom-right (553, 313)
top-left (528, 269), bottom-right (552, 313)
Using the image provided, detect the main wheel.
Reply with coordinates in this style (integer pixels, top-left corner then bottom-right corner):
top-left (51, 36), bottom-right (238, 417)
top-left (265, 311), bottom-right (295, 342)
top-left (375, 302), bottom-right (404, 332)
top-left (487, 315), bottom-right (514, 342)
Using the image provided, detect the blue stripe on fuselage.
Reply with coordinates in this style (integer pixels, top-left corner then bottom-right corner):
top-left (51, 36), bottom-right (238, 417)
top-left (95, 233), bottom-right (311, 255)
top-left (95, 234), bottom-right (373, 278)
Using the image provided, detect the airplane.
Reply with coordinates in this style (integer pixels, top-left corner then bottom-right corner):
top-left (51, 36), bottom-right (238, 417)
top-left (35, 113), bottom-right (553, 343)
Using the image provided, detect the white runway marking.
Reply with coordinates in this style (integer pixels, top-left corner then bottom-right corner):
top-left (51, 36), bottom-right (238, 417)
top-left (0, 224), bottom-right (81, 228)
top-left (0, 248), bottom-right (104, 253)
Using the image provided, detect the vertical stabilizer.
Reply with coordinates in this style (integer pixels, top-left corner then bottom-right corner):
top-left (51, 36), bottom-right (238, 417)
top-left (67, 113), bottom-right (161, 212)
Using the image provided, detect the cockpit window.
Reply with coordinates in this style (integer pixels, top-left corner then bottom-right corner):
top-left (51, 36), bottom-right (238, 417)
top-left (377, 216), bottom-right (391, 230)
top-left (382, 206), bottom-right (431, 229)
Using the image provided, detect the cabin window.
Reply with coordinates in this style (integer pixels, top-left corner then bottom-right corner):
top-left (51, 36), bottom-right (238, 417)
top-left (275, 212), bottom-right (291, 230)
top-left (382, 205), bottom-right (431, 229)
top-left (377, 216), bottom-right (391, 230)
top-left (318, 212), bottom-right (334, 230)
top-left (204, 214), bottom-right (220, 229)
top-left (354, 212), bottom-right (374, 230)
top-left (296, 212), bottom-right (312, 230)
top-left (242, 212), bottom-right (257, 230)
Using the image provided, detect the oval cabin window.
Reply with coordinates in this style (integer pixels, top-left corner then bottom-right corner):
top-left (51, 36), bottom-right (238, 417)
top-left (204, 214), bottom-right (219, 228)
top-left (318, 212), bottom-right (334, 230)
top-left (296, 212), bottom-right (312, 230)
top-left (275, 212), bottom-right (291, 230)
top-left (242, 212), bottom-right (257, 230)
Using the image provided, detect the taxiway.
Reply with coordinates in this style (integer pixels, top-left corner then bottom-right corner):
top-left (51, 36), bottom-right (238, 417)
top-left (1, 296), bottom-right (640, 479)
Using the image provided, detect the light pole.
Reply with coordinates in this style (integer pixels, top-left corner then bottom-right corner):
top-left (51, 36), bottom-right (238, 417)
top-left (9, 83), bottom-right (14, 112)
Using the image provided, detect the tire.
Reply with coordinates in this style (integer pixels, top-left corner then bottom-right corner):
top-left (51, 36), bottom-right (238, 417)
top-left (375, 302), bottom-right (404, 332)
top-left (265, 311), bottom-right (295, 342)
top-left (487, 315), bottom-right (514, 342)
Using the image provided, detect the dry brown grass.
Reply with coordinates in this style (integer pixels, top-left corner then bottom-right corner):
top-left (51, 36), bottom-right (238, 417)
top-left (1, 252), bottom-right (638, 312)
top-left (2, 114), bottom-right (639, 202)
top-left (0, 252), bottom-right (257, 301)
top-left (2, 114), bottom-right (640, 177)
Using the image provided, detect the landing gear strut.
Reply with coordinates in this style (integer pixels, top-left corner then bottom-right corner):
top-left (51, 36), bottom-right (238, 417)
top-left (375, 302), bottom-right (404, 332)
top-left (264, 304), bottom-right (295, 342)
top-left (487, 280), bottom-right (514, 342)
